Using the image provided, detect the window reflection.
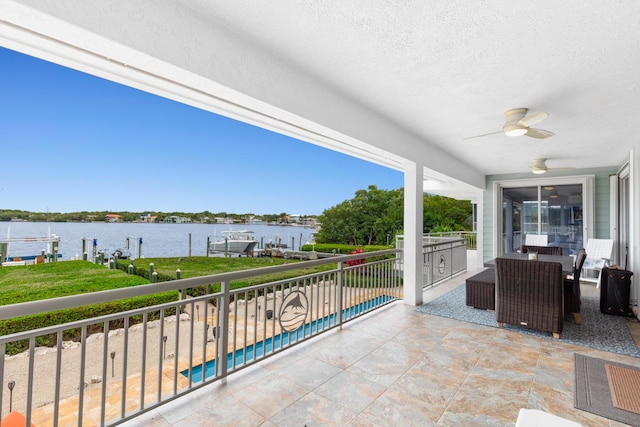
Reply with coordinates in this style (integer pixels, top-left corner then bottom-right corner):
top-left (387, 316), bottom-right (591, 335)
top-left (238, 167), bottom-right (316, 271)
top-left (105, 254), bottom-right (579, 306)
top-left (503, 184), bottom-right (583, 255)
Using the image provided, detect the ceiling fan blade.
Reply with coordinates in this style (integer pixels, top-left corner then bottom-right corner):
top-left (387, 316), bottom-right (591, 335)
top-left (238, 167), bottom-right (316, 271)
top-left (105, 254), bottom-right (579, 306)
top-left (525, 128), bottom-right (555, 139)
top-left (519, 111), bottom-right (548, 127)
top-left (463, 130), bottom-right (503, 140)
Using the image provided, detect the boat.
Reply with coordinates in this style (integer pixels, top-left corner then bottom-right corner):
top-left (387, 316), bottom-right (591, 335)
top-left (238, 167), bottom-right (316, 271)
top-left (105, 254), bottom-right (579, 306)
top-left (112, 248), bottom-right (133, 259)
top-left (209, 230), bottom-right (258, 255)
top-left (0, 230), bottom-right (62, 265)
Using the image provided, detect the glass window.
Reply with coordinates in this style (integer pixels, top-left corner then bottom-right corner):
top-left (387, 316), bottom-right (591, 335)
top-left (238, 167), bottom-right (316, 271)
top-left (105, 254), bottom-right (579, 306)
top-left (502, 184), bottom-right (583, 255)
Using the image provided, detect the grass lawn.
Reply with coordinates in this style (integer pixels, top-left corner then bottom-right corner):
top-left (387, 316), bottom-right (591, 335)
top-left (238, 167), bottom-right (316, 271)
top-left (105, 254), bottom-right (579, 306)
top-left (0, 257), bottom-right (337, 354)
top-left (0, 260), bottom-right (149, 306)
top-left (0, 257), bottom-right (337, 305)
top-left (132, 256), bottom-right (335, 284)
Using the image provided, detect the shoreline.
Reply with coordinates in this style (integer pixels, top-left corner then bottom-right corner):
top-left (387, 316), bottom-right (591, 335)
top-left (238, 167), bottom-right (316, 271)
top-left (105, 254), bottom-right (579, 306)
top-left (0, 222), bottom-right (316, 261)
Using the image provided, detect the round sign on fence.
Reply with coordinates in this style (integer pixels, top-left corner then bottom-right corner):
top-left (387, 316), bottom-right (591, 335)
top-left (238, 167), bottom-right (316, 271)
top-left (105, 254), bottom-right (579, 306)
top-left (279, 290), bottom-right (309, 332)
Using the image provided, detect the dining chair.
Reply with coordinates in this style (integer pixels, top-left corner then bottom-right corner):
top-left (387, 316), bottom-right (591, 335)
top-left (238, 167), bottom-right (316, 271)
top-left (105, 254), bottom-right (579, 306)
top-left (525, 234), bottom-right (548, 246)
top-left (582, 238), bottom-right (613, 284)
top-left (495, 257), bottom-right (564, 338)
top-left (564, 248), bottom-right (587, 325)
top-left (520, 245), bottom-right (563, 256)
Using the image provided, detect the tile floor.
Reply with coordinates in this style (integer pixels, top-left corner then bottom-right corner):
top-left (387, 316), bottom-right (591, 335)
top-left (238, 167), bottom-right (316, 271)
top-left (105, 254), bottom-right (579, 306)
top-left (121, 270), bottom-right (640, 426)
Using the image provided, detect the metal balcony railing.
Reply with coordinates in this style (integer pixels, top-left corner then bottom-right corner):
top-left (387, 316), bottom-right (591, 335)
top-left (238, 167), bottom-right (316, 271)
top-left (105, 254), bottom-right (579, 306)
top-left (395, 234), bottom-right (469, 288)
top-left (0, 249), bottom-right (402, 426)
top-left (421, 231), bottom-right (477, 250)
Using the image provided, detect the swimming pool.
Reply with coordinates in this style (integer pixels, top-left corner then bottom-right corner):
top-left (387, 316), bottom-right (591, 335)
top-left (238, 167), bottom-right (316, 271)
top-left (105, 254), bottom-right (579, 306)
top-left (182, 294), bottom-right (395, 382)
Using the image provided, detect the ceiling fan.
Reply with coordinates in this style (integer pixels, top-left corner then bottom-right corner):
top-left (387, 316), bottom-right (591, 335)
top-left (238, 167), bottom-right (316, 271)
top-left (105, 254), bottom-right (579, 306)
top-left (530, 158), bottom-right (575, 174)
top-left (464, 108), bottom-right (555, 140)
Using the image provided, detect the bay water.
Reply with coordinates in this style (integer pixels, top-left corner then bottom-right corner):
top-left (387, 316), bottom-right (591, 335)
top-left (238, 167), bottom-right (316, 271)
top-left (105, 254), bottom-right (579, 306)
top-left (0, 222), bottom-right (316, 260)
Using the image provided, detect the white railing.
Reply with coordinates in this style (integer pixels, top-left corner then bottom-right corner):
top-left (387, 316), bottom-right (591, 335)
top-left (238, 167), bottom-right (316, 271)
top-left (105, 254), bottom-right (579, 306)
top-left (0, 249), bottom-right (402, 426)
top-left (419, 231), bottom-right (477, 250)
top-left (395, 234), bottom-right (468, 288)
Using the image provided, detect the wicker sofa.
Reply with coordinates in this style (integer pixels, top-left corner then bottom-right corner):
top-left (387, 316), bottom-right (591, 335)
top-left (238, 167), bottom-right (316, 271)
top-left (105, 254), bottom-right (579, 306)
top-left (495, 257), bottom-right (564, 338)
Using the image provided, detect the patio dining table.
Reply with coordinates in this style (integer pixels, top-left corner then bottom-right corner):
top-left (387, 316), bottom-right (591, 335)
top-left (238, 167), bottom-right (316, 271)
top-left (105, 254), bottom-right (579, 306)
top-left (485, 252), bottom-right (575, 275)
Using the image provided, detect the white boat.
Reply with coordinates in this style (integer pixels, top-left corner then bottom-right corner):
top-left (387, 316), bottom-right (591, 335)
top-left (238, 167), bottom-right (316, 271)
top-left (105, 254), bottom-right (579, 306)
top-left (0, 228), bottom-right (62, 264)
top-left (209, 230), bottom-right (258, 254)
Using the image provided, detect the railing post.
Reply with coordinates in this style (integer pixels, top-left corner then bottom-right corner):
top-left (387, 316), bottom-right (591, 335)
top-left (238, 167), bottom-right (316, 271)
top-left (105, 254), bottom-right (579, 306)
top-left (427, 249), bottom-right (433, 286)
top-left (449, 243), bottom-right (454, 278)
top-left (337, 261), bottom-right (343, 329)
top-left (217, 280), bottom-right (230, 382)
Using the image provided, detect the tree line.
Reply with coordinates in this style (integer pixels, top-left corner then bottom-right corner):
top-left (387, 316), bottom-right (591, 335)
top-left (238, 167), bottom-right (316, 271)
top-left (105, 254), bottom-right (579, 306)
top-left (1, 186), bottom-right (472, 247)
top-left (315, 185), bottom-right (473, 246)
top-left (0, 209), bottom-right (313, 224)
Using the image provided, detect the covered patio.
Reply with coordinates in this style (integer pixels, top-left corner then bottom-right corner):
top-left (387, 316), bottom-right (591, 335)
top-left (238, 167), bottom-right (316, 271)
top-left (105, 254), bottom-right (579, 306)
top-left (120, 274), bottom-right (640, 426)
top-left (2, 1), bottom-right (640, 425)
top-left (2, 1), bottom-right (640, 303)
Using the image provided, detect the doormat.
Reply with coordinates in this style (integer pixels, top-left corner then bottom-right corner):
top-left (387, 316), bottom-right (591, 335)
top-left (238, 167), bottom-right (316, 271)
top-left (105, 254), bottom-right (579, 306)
top-left (574, 353), bottom-right (640, 425)
top-left (606, 363), bottom-right (640, 414)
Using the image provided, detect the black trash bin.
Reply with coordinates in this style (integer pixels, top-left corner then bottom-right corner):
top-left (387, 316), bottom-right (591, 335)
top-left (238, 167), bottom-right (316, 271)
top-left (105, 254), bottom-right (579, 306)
top-left (600, 266), bottom-right (634, 316)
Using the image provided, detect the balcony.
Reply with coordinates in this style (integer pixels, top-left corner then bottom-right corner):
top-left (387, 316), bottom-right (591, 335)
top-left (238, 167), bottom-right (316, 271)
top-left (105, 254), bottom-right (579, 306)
top-left (2, 5), bottom-right (640, 424)
top-left (121, 273), bottom-right (638, 426)
top-left (2, 241), bottom-right (639, 426)
top-left (1, 249), bottom-right (408, 426)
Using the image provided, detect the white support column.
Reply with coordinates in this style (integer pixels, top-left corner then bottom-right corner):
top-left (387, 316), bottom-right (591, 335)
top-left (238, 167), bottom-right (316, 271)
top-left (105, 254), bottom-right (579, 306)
top-left (473, 189), bottom-right (484, 270)
top-left (629, 145), bottom-right (640, 315)
top-left (505, 198), bottom-right (513, 253)
top-left (403, 161), bottom-right (424, 306)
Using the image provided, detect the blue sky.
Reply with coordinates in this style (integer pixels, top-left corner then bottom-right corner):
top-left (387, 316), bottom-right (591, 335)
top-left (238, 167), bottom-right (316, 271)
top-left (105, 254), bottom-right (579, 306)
top-left (0, 47), bottom-right (403, 216)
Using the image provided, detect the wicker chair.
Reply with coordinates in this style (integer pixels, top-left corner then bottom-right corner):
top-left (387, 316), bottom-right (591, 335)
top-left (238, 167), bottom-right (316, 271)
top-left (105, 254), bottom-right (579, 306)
top-left (520, 245), bottom-right (563, 256)
top-left (495, 257), bottom-right (564, 338)
top-left (564, 248), bottom-right (587, 325)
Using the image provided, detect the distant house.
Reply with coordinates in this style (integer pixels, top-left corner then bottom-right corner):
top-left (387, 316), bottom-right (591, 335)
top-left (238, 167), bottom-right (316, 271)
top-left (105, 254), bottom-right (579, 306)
top-left (162, 215), bottom-right (191, 224)
top-left (140, 214), bottom-right (157, 223)
top-left (246, 216), bottom-right (263, 224)
top-left (301, 217), bottom-right (320, 228)
top-left (288, 214), bottom-right (301, 223)
top-left (215, 217), bottom-right (233, 224)
top-left (105, 214), bottom-right (121, 223)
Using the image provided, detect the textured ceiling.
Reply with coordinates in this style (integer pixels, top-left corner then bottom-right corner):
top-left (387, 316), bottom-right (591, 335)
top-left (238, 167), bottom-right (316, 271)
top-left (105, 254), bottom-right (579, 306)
top-left (182, 0), bottom-right (640, 175)
top-left (3, 0), bottom-right (639, 182)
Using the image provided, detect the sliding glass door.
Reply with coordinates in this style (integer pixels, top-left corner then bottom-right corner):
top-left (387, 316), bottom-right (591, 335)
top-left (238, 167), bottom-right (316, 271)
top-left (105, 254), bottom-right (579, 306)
top-left (611, 164), bottom-right (630, 267)
top-left (496, 177), bottom-right (593, 257)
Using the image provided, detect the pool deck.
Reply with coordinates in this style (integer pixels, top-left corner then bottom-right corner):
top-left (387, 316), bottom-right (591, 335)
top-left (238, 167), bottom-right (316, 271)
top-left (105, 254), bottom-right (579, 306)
top-left (20, 282), bottom-right (396, 425)
top-left (11, 270), bottom-right (640, 426)
top-left (116, 271), bottom-right (640, 427)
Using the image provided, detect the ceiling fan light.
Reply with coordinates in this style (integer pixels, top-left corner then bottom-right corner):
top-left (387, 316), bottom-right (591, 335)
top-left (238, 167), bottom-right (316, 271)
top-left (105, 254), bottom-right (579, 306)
top-left (532, 168), bottom-right (546, 174)
top-left (503, 124), bottom-right (527, 137)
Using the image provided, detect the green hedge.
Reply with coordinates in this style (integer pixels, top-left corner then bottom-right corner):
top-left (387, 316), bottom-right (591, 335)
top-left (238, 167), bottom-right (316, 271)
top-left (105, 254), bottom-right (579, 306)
top-left (113, 260), bottom-right (175, 282)
top-left (300, 244), bottom-right (390, 254)
top-left (0, 292), bottom-right (178, 355)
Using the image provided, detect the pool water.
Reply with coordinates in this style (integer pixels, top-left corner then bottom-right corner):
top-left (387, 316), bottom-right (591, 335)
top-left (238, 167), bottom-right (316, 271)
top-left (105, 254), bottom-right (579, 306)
top-left (182, 294), bottom-right (394, 382)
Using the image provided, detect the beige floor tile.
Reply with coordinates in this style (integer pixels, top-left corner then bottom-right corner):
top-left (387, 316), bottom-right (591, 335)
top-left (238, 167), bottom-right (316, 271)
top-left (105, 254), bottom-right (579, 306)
top-left (110, 275), bottom-right (640, 427)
